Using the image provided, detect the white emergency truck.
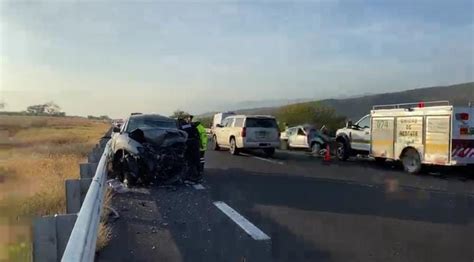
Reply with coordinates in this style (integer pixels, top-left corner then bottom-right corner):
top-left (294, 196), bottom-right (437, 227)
top-left (336, 101), bottom-right (474, 173)
top-left (211, 112), bottom-right (235, 134)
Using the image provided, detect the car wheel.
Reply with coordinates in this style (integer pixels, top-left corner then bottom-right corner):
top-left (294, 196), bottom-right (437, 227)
top-left (212, 135), bottom-right (220, 151)
top-left (229, 138), bottom-right (239, 155)
top-left (263, 148), bottom-right (275, 157)
top-left (336, 141), bottom-right (350, 161)
top-left (401, 148), bottom-right (422, 174)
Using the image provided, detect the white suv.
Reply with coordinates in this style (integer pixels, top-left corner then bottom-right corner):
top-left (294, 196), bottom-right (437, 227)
top-left (212, 115), bottom-right (280, 156)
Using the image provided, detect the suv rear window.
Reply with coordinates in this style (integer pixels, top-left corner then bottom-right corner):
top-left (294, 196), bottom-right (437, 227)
top-left (245, 118), bottom-right (278, 128)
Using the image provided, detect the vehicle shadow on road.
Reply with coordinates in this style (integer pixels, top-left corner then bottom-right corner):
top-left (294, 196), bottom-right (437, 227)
top-left (206, 167), bottom-right (474, 225)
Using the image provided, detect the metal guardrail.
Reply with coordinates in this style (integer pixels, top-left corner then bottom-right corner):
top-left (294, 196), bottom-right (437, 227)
top-left (61, 141), bottom-right (112, 262)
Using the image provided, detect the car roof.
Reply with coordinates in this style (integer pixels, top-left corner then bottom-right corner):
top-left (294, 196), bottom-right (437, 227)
top-left (129, 114), bottom-right (175, 121)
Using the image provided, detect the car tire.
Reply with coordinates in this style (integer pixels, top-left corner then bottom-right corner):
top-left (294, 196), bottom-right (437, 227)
top-left (375, 157), bottom-right (386, 164)
top-left (264, 148), bottom-right (275, 157)
top-left (336, 140), bottom-right (350, 161)
top-left (229, 138), bottom-right (239, 155)
top-left (212, 135), bottom-right (220, 151)
top-left (401, 148), bottom-right (422, 174)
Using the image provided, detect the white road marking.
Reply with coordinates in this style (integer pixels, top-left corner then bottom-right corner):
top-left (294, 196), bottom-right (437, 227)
top-left (253, 156), bottom-right (284, 165)
top-left (213, 201), bottom-right (270, 241)
top-left (193, 184), bottom-right (205, 190)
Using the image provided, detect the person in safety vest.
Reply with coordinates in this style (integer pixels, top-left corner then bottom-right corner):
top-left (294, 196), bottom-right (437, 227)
top-left (184, 114), bottom-right (207, 178)
top-left (179, 114), bottom-right (201, 182)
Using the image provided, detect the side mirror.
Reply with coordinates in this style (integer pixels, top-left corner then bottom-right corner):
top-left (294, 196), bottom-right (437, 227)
top-left (216, 124), bottom-right (223, 128)
top-left (346, 120), bottom-right (353, 128)
top-left (112, 126), bottom-right (121, 133)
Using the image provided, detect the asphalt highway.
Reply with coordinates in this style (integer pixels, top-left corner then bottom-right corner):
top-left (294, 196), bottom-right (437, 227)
top-left (98, 148), bottom-right (474, 262)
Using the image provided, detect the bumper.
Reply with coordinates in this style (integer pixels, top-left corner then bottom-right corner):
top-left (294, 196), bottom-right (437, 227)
top-left (238, 140), bottom-right (280, 149)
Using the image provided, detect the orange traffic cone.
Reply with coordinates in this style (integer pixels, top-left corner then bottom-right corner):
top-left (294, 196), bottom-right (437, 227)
top-left (323, 144), bottom-right (331, 163)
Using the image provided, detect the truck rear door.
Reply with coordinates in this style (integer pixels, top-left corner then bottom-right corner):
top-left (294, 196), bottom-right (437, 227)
top-left (452, 107), bottom-right (474, 165)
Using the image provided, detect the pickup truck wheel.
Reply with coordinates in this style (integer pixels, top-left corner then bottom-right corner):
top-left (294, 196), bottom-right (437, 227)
top-left (229, 138), bottom-right (239, 155)
top-left (336, 141), bottom-right (350, 161)
top-left (401, 148), bottom-right (422, 174)
top-left (212, 135), bottom-right (220, 151)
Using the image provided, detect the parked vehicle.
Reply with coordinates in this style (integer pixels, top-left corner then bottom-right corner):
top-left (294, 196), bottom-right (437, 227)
top-left (211, 112), bottom-right (235, 134)
top-left (109, 114), bottom-right (188, 186)
top-left (212, 115), bottom-right (280, 156)
top-left (281, 125), bottom-right (333, 155)
top-left (335, 101), bottom-right (474, 173)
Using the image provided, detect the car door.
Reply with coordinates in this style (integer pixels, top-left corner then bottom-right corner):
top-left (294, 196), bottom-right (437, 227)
top-left (221, 118), bottom-right (234, 146)
top-left (216, 118), bottom-right (229, 146)
top-left (295, 128), bottom-right (308, 148)
top-left (287, 128), bottom-right (297, 147)
top-left (351, 115), bottom-right (371, 152)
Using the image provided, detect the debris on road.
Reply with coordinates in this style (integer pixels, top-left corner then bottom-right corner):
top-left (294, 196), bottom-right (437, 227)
top-left (107, 179), bottom-right (129, 194)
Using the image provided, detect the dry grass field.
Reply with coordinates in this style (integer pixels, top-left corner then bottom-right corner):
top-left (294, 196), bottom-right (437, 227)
top-left (0, 115), bottom-right (110, 261)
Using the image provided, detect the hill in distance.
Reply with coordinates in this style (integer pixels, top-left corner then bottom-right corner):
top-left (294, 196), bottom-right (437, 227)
top-left (201, 82), bottom-right (473, 121)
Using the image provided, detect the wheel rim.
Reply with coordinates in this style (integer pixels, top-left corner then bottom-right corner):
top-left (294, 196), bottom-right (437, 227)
top-left (403, 151), bottom-right (420, 172)
top-left (230, 140), bottom-right (235, 154)
top-left (337, 144), bottom-right (344, 158)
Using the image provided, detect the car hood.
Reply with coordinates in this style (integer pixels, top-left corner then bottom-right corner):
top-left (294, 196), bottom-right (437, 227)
top-left (130, 128), bottom-right (188, 148)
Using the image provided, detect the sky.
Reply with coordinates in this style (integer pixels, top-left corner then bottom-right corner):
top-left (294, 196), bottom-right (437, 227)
top-left (1, 0), bottom-right (473, 118)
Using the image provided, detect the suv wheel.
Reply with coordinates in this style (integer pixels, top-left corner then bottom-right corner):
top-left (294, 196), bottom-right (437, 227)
top-left (336, 141), bottom-right (350, 161)
top-left (212, 135), bottom-right (220, 151)
top-left (401, 148), bottom-right (422, 174)
top-left (229, 138), bottom-right (239, 155)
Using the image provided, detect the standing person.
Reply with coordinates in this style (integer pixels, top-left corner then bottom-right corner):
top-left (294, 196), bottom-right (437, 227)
top-left (179, 115), bottom-right (201, 182)
top-left (193, 119), bottom-right (208, 176)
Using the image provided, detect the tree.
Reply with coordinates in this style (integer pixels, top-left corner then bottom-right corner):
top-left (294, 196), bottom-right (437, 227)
top-left (26, 102), bottom-right (63, 116)
top-left (170, 110), bottom-right (189, 119)
top-left (277, 102), bottom-right (346, 135)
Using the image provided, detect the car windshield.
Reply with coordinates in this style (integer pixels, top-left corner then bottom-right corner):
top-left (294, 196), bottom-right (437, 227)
top-left (126, 117), bottom-right (177, 132)
top-left (245, 118), bottom-right (278, 128)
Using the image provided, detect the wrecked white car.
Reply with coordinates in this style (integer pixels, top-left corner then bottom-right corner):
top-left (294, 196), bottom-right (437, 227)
top-left (109, 114), bottom-right (188, 186)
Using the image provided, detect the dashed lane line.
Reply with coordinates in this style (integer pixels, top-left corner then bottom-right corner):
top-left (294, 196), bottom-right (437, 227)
top-left (253, 156), bottom-right (284, 165)
top-left (213, 201), bottom-right (270, 241)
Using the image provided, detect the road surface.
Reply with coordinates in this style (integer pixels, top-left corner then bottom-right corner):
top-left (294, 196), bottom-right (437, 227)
top-left (98, 149), bottom-right (474, 262)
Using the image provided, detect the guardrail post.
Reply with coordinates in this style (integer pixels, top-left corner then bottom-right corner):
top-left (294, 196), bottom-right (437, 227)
top-left (66, 178), bottom-right (93, 214)
top-left (33, 214), bottom-right (77, 262)
top-left (65, 180), bottom-right (81, 214)
top-left (79, 163), bottom-right (98, 179)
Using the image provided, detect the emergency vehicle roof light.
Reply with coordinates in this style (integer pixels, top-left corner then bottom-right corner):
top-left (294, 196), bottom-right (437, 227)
top-left (456, 113), bottom-right (469, 121)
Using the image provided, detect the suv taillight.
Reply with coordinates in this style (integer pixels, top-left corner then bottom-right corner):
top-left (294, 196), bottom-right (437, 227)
top-left (241, 127), bottom-right (247, 137)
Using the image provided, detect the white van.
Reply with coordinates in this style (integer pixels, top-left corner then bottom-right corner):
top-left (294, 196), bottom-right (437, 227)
top-left (212, 115), bottom-right (280, 156)
top-left (211, 112), bottom-right (235, 134)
